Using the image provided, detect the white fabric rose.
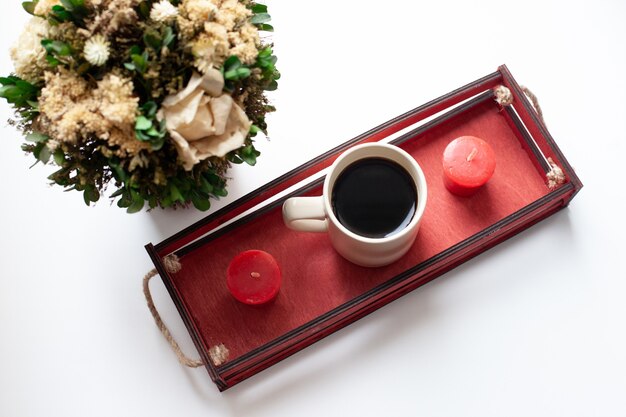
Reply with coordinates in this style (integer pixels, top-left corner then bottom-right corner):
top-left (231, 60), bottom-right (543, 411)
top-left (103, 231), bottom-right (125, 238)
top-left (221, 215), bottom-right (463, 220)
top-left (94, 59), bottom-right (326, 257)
top-left (158, 69), bottom-right (251, 171)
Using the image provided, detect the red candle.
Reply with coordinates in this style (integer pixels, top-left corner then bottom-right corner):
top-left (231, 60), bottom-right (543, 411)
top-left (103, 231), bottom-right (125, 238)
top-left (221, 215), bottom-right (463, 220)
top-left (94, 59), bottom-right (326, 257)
top-left (227, 250), bottom-right (281, 305)
top-left (442, 136), bottom-right (496, 196)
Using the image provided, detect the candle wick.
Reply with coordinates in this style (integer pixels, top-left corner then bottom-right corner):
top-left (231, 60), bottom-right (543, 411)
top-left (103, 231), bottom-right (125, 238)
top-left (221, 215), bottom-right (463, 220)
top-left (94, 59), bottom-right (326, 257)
top-left (250, 272), bottom-right (261, 278)
top-left (467, 148), bottom-right (478, 162)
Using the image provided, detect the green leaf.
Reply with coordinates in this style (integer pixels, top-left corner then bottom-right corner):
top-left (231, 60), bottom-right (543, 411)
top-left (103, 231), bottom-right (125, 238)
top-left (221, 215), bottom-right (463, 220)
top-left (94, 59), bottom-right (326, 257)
top-left (52, 9), bottom-right (72, 22)
top-left (46, 55), bottom-right (60, 67)
top-left (143, 32), bottom-right (161, 50)
top-left (76, 62), bottom-right (91, 75)
top-left (251, 4), bottom-right (268, 13)
top-left (160, 194), bottom-right (173, 208)
top-left (258, 47), bottom-right (272, 58)
top-left (150, 137), bottom-right (165, 151)
top-left (169, 184), bottom-right (184, 202)
top-left (83, 190), bottom-right (91, 206)
top-left (227, 153), bottom-right (244, 164)
top-left (0, 85), bottom-right (19, 99)
top-left (26, 132), bottom-right (49, 143)
top-left (136, 130), bottom-right (151, 141)
top-left (117, 191), bottom-right (132, 208)
top-left (38, 145), bottom-right (51, 164)
top-left (138, 1), bottom-right (150, 19)
top-left (199, 176), bottom-right (213, 194)
top-left (223, 55), bottom-right (241, 72)
top-left (15, 80), bottom-right (37, 93)
top-left (109, 188), bottom-right (125, 198)
top-left (225, 65), bottom-right (251, 81)
top-left (258, 23), bottom-right (274, 32)
top-left (162, 27), bottom-right (175, 47)
top-left (53, 149), bottom-right (65, 165)
top-left (146, 126), bottom-right (160, 137)
top-left (135, 115), bottom-right (152, 130)
top-left (56, 44), bottom-right (72, 56)
top-left (265, 80), bottom-right (278, 91)
top-left (132, 54), bottom-right (146, 68)
top-left (214, 187), bottom-right (228, 197)
top-left (236, 67), bottom-right (251, 78)
top-left (191, 194), bottom-right (210, 211)
top-left (42, 39), bottom-right (72, 56)
top-left (127, 193), bottom-right (145, 213)
top-left (124, 63), bottom-right (136, 71)
top-left (142, 101), bottom-right (158, 118)
top-left (60, 0), bottom-right (74, 11)
top-left (224, 69), bottom-right (238, 80)
top-left (22, 1), bottom-right (37, 15)
top-left (109, 161), bottom-right (127, 182)
top-left (205, 172), bottom-right (222, 186)
top-left (250, 13), bottom-right (271, 24)
top-left (83, 185), bottom-right (100, 205)
top-left (241, 146), bottom-right (260, 166)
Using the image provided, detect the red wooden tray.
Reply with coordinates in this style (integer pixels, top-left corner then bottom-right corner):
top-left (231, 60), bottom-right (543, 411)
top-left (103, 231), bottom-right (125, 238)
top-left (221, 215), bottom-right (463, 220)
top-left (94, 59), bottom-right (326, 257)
top-left (146, 65), bottom-right (582, 391)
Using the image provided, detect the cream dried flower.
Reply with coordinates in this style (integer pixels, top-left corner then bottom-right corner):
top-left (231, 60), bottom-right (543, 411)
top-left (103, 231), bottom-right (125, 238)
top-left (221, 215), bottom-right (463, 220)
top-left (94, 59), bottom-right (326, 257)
top-left (9, 17), bottom-right (52, 83)
top-left (39, 70), bottom-right (145, 156)
top-left (191, 24), bottom-right (229, 72)
top-left (180, 0), bottom-right (218, 23)
top-left (214, 0), bottom-right (250, 31)
top-left (34, 0), bottom-right (61, 15)
top-left (150, 0), bottom-right (179, 23)
top-left (158, 70), bottom-right (251, 170)
top-left (83, 34), bottom-right (111, 66)
top-left (229, 23), bottom-right (260, 65)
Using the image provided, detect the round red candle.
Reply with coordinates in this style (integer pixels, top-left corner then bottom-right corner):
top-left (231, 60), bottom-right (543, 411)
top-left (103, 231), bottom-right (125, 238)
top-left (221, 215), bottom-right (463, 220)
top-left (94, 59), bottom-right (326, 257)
top-left (442, 136), bottom-right (496, 196)
top-left (227, 250), bottom-right (281, 305)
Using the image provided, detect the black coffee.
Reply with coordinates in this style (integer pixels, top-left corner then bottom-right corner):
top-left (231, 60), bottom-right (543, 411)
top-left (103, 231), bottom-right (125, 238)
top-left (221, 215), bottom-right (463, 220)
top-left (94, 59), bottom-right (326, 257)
top-left (331, 157), bottom-right (417, 239)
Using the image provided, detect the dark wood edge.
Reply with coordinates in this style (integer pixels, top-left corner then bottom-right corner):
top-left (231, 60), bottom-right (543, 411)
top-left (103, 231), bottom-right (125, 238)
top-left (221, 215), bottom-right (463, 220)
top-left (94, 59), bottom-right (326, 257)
top-left (498, 65), bottom-right (583, 202)
top-left (144, 243), bottom-right (226, 390)
top-left (503, 106), bottom-right (552, 172)
top-left (154, 70), bottom-right (505, 255)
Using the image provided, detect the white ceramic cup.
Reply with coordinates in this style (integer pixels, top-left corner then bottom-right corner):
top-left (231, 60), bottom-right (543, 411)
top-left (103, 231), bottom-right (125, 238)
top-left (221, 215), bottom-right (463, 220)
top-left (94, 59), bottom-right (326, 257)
top-left (282, 143), bottom-right (428, 267)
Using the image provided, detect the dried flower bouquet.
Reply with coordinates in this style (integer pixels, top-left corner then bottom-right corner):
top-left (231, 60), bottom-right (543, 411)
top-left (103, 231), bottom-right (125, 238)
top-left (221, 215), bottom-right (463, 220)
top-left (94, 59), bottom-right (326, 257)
top-left (1, 0), bottom-right (279, 212)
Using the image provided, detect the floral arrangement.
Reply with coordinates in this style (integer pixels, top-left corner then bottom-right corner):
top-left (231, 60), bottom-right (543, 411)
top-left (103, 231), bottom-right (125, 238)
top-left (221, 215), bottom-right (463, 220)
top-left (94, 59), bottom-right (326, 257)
top-left (1, 0), bottom-right (278, 212)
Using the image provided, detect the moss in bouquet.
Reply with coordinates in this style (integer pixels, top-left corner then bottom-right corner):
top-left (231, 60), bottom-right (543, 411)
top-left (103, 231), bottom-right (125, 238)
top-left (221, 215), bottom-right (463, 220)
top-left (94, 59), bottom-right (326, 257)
top-left (42, 137), bottom-right (231, 211)
top-left (111, 150), bottom-right (231, 212)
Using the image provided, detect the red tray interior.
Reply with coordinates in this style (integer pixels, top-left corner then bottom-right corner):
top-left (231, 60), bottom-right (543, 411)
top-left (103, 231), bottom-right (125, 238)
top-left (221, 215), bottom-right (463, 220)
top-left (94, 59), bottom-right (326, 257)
top-left (170, 98), bottom-right (550, 364)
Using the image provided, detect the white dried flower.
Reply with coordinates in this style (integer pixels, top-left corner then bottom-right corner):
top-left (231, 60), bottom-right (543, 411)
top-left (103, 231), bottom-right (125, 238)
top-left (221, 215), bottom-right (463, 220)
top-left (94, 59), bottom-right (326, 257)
top-left (83, 35), bottom-right (110, 66)
top-left (9, 17), bottom-right (52, 83)
top-left (150, 0), bottom-right (179, 23)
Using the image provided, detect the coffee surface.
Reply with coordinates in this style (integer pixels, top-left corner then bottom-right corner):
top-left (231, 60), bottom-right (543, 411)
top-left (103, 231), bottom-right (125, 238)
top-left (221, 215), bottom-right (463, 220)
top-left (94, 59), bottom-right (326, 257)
top-left (331, 157), bottom-right (417, 238)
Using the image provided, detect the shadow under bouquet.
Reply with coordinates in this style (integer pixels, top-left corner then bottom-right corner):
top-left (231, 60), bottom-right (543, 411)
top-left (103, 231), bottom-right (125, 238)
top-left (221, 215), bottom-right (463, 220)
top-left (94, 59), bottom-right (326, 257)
top-left (1, 0), bottom-right (278, 212)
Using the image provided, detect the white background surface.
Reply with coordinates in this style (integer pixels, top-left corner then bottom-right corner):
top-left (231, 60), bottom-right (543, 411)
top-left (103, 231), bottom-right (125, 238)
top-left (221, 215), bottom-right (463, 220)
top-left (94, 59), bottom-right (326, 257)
top-left (1, 1), bottom-right (625, 416)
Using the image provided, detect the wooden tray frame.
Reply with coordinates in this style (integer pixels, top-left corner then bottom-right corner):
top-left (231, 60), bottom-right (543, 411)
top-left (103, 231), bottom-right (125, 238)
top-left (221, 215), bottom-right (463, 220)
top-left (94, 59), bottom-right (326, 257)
top-left (146, 65), bottom-right (582, 391)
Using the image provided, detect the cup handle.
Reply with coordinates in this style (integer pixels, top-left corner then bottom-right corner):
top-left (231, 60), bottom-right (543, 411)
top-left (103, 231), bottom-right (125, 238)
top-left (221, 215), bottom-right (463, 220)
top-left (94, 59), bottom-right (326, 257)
top-left (282, 196), bottom-right (328, 232)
